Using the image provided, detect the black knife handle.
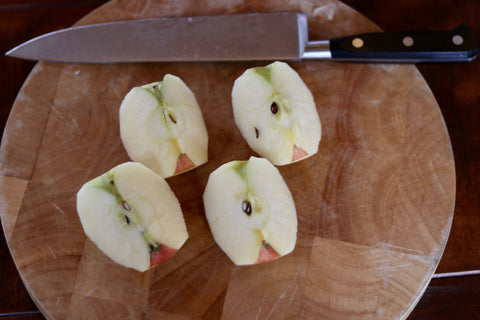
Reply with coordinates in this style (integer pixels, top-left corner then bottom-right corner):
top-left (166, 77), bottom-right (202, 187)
top-left (329, 25), bottom-right (479, 63)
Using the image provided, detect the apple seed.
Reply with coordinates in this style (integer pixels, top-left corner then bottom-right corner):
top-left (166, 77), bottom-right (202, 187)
top-left (270, 102), bottom-right (278, 115)
top-left (122, 200), bottom-right (131, 211)
top-left (242, 200), bottom-right (252, 216)
top-left (255, 127), bottom-right (259, 139)
top-left (117, 212), bottom-right (132, 228)
top-left (169, 113), bottom-right (177, 124)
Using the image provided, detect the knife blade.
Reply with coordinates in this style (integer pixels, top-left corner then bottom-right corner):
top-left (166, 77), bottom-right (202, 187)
top-left (5, 12), bottom-right (479, 63)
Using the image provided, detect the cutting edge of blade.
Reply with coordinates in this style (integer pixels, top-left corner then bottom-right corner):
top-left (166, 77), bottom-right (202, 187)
top-left (5, 27), bottom-right (67, 60)
top-left (5, 12), bottom-right (306, 62)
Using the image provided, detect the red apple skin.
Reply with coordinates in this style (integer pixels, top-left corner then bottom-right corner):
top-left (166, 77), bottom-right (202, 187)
top-left (292, 145), bottom-right (308, 162)
top-left (256, 243), bottom-right (281, 264)
top-left (149, 245), bottom-right (178, 267)
top-left (174, 153), bottom-right (196, 174)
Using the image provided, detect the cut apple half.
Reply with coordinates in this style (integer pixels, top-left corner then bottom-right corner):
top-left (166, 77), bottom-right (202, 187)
top-left (120, 74), bottom-right (208, 178)
top-left (232, 61), bottom-right (321, 165)
top-left (203, 156), bottom-right (297, 265)
top-left (76, 162), bottom-right (188, 272)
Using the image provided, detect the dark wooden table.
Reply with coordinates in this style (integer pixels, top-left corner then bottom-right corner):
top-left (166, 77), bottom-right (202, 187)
top-left (1, 0), bottom-right (479, 319)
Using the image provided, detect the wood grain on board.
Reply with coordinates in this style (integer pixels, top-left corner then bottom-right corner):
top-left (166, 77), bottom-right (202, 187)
top-left (341, 0), bottom-right (480, 276)
top-left (0, 0), bottom-right (457, 319)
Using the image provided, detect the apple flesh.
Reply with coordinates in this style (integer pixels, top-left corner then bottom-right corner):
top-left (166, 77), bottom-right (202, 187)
top-left (232, 61), bottom-right (321, 165)
top-left (203, 156), bottom-right (297, 265)
top-left (120, 74), bottom-right (208, 178)
top-left (76, 162), bottom-right (188, 272)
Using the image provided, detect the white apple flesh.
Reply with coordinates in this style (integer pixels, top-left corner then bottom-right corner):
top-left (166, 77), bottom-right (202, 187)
top-left (120, 74), bottom-right (208, 178)
top-left (232, 61), bottom-right (321, 165)
top-left (203, 156), bottom-right (297, 265)
top-left (76, 162), bottom-right (189, 272)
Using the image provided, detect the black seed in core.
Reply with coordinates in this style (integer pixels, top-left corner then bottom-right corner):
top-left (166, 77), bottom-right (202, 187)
top-left (270, 102), bottom-right (278, 114)
top-left (169, 113), bottom-right (177, 124)
top-left (255, 127), bottom-right (259, 138)
top-left (124, 215), bottom-right (130, 225)
top-left (242, 200), bottom-right (252, 216)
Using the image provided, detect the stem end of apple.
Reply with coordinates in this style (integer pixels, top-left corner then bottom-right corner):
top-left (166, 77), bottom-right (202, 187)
top-left (292, 145), bottom-right (308, 162)
top-left (150, 244), bottom-right (178, 267)
top-left (256, 242), bottom-right (281, 264)
top-left (175, 153), bottom-right (196, 174)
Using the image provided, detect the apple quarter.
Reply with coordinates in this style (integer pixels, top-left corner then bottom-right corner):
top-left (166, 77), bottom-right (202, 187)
top-left (232, 61), bottom-right (321, 165)
top-left (203, 156), bottom-right (297, 265)
top-left (119, 74), bottom-right (208, 178)
top-left (76, 162), bottom-right (188, 272)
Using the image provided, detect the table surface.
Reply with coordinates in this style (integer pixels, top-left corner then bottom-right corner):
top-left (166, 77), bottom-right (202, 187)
top-left (0, 0), bottom-right (479, 319)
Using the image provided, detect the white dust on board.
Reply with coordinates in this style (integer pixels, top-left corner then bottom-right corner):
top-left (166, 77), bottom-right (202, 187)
top-left (1, 65), bottom-right (86, 166)
top-left (312, 2), bottom-right (338, 20)
top-left (375, 64), bottom-right (399, 73)
top-left (127, 0), bottom-right (244, 19)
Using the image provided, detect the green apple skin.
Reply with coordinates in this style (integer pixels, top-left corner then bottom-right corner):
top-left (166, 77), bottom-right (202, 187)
top-left (76, 162), bottom-right (188, 272)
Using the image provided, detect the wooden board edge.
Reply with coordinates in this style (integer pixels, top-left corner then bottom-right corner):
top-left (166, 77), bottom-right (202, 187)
top-left (0, 175), bottom-right (29, 242)
top-left (0, 175), bottom-right (54, 319)
top-left (398, 205), bottom-right (456, 320)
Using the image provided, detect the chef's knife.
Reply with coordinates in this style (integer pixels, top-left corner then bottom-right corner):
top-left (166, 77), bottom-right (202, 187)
top-left (5, 12), bottom-right (479, 63)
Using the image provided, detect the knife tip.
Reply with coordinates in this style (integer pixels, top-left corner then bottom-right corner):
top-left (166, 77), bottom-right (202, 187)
top-left (5, 45), bottom-right (24, 59)
top-left (5, 44), bottom-right (37, 61)
top-left (5, 48), bottom-right (16, 57)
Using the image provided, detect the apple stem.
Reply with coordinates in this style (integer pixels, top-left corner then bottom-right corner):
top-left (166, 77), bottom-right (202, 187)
top-left (153, 84), bottom-right (162, 100)
top-left (150, 243), bottom-right (161, 253)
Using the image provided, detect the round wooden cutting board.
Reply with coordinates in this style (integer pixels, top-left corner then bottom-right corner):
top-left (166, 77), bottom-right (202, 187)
top-left (0, 0), bottom-right (456, 319)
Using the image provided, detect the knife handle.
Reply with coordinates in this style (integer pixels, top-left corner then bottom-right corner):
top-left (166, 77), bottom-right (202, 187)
top-left (304, 25), bottom-right (479, 63)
